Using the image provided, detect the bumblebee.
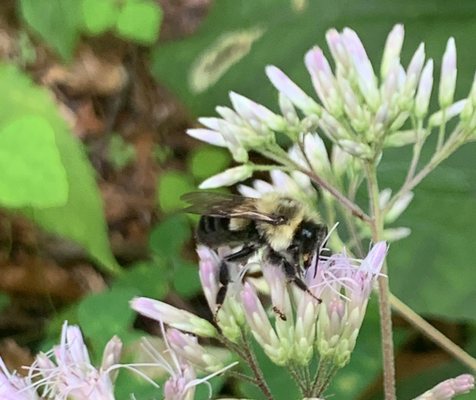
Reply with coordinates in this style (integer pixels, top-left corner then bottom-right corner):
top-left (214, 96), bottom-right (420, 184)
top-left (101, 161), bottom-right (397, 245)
top-left (182, 191), bottom-right (328, 312)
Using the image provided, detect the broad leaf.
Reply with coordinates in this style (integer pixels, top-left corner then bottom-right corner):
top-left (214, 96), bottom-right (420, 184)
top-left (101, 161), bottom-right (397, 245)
top-left (20, 0), bottom-right (82, 60)
top-left (115, 0), bottom-right (162, 44)
top-left (0, 64), bottom-right (120, 273)
top-left (0, 115), bottom-right (68, 208)
top-left (81, 0), bottom-right (120, 35)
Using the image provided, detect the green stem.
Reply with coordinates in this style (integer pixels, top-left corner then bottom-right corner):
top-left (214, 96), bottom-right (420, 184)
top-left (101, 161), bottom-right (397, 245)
top-left (250, 163), bottom-right (293, 172)
top-left (219, 333), bottom-right (273, 400)
top-left (384, 128), bottom-right (465, 214)
top-left (403, 120), bottom-right (425, 187)
top-left (259, 146), bottom-right (371, 223)
top-left (310, 356), bottom-right (332, 396)
top-left (315, 366), bottom-right (338, 397)
top-left (288, 364), bottom-right (307, 396)
top-left (240, 333), bottom-right (274, 400)
top-left (227, 370), bottom-right (259, 385)
top-left (364, 161), bottom-right (396, 400)
top-left (437, 109), bottom-right (447, 151)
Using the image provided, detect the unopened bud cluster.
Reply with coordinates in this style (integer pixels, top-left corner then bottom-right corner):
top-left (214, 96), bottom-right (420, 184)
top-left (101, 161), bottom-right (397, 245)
top-left (188, 24), bottom-right (476, 193)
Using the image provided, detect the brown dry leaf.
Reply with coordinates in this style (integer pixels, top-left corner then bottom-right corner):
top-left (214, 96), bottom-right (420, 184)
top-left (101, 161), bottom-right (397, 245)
top-left (0, 257), bottom-right (97, 301)
top-left (74, 100), bottom-right (105, 138)
top-left (0, 340), bottom-right (34, 376)
top-left (158, 0), bottom-right (212, 41)
top-left (42, 46), bottom-right (128, 96)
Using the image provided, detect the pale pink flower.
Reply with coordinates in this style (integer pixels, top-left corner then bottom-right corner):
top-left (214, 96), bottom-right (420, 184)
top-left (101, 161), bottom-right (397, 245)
top-left (28, 322), bottom-right (121, 400)
top-left (310, 242), bottom-right (387, 367)
top-left (0, 357), bottom-right (39, 400)
top-left (414, 374), bottom-right (474, 400)
top-left (139, 325), bottom-right (237, 400)
top-left (197, 245), bottom-right (245, 342)
top-left (131, 297), bottom-right (217, 338)
top-left (439, 38), bottom-right (457, 108)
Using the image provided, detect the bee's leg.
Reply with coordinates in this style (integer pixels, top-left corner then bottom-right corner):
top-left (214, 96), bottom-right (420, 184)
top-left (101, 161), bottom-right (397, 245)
top-left (224, 244), bottom-right (258, 263)
top-left (274, 254), bottom-right (322, 304)
top-left (214, 260), bottom-right (230, 321)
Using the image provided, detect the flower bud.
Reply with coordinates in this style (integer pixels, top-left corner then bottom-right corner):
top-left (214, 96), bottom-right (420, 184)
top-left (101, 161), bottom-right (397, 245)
top-left (266, 65), bottom-right (321, 115)
top-left (167, 329), bottom-right (225, 373)
top-left (381, 24), bottom-right (404, 79)
top-left (385, 191), bottom-right (414, 223)
top-left (302, 133), bottom-right (331, 177)
top-left (305, 47), bottom-right (343, 115)
top-left (229, 91), bottom-right (287, 132)
top-left (326, 29), bottom-right (350, 71)
top-left (241, 283), bottom-right (286, 365)
top-left (429, 100), bottom-right (466, 127)
top-left (331, 144), bottom-right (353, 178)
top-left (384, 130), bottom-right (419, 147)
top-left (199, 165), bottom-right (253, 189)
top-left (415, 59), bottom-right (434, 118)
top-left (337, 140), bottom-right (373, 159)
top-left (438, 37), bottom-right (457, 108)
top-left (131, 297), bottom-right (218, 338)
top-left (279, 93), bottom-right (300, 125)
top-left (414, 374), bottom-right (474, 400)
top-left (383, 227), bottom-right (411, 242)
top-left (403, 43), bottom-right (425, 99)
top-left (186, 128), bottom-right (227, 147)
top-left (342, 28), bottom-right (380, 111)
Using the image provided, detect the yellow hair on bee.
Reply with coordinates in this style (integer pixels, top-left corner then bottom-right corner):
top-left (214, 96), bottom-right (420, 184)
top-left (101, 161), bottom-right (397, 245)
top-left (255, 193), bottom-right (320, 252)
top-left (229, 217), bottom-right (251, 231)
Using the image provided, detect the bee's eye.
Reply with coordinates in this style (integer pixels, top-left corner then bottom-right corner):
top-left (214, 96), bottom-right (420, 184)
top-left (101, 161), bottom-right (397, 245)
top-left (301, 229), bottom-right (313, 238)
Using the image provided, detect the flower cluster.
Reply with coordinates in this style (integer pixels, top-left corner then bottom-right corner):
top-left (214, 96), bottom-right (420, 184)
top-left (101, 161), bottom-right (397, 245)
top-left (189, 24), bottom-right (476, 178)
top-left (133, 324), bottom-right (237, 400)
top-left (131, 239), bottom-right (387, 397)
top-left (0, 322), bottom-right (122, 400)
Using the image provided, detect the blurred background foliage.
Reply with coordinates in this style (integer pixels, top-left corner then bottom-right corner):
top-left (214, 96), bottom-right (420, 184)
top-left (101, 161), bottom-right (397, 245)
top-left (0, 0), bottom-right (474, 398)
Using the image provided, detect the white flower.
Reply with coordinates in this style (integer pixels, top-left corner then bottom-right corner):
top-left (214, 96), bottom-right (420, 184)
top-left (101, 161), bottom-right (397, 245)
top-left (199, 165), bottom-right (253, 189)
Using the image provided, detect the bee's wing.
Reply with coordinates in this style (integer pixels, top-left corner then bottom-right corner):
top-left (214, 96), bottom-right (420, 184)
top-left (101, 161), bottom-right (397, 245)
top-left (181, 192), bottom-right (281, 224)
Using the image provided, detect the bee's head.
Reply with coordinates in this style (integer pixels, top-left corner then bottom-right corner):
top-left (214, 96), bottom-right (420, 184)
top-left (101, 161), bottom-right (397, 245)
top-left (290, 221), bottom-right (328, 268)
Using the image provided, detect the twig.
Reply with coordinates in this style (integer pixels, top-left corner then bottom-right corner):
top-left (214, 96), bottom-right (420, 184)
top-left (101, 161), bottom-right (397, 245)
top-left (241, 333), bottom-right (274, 400)
top-left (364, 161), bottom-right (397, 400)
top-left (227, 370), bottom-right (259, 385)
top-left (259, 147), bottom-right (372, 223)
top-left (287, 364), bottom-right (306, 396)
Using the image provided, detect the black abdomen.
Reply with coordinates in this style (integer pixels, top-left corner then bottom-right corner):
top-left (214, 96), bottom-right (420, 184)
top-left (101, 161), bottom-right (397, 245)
top-left (196, 216), bottom-right (259, 248)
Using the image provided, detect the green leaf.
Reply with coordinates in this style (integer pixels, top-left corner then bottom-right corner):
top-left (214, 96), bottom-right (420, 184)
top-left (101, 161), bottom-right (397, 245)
top-left (77, 287), bottom-right (139, 354)
top-left (156, 171), bottom-right (195, 213)
top-left (386, 164), bottom-right (476, 321)
top-left (172, 261), bottom-right (202, 298)
top-left (113, 261), bottom-right (169, 299)
top-left (0, 115), bottom-right (68, 208)
top-left (19, 0), bottom-right (82, 60)
top-left (187, 146), bottom-right (231, 180)
top-left (115, 0), bottom-right (163, 44)
top-left (0, 64), bottom-right (119, 273)
top-left (81, 0), bottom-right (120, 35)
top-left (149, 214), bottom-right (191, 258)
